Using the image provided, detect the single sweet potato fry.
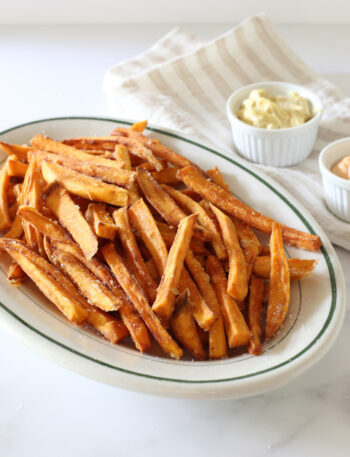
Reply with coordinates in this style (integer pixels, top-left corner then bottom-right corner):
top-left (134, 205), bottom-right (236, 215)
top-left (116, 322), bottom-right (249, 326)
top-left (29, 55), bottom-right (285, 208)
top-left (0, 142), bottom-right (34, 162)
top-left (31, 134), bottom-right (123, 170)
top-left (113, 207), bottom-right (157, 303)
top-left (111, 126), bottom-right (192, 168)
top-left (253, 256), bottom-right (317, 281)
top-left (206, 255), bottom-right (250, 348)
top-left (33, 149), bottom-right (135, 187)
top-left (185, 250), bottom-right (227, 359)
top-left (64, 136), bottom-right (164, 172)
top-left (152, 214), bottom-right (197, 322)
top-left (206, 166), bottom-right (230, 191)
top-left (113, 145), bottom-right (140, 203)
top-left (265, 223), bottom-right (291, 339)
top-left (85, 202), bottom-right (117, 241)
top-left (8, 260), bottom-right (26, 286)
top-left (177, 165), bottom-right (322, 251)
top-left (7, 158), bottom-right (28, 178)
top-left (41, 161), bottom-right (129, 206)
top-left (152, 167), bottom-right (180, 185)
top-left (0, 160), bottom-right (11, 230)
top-left (247, 276), bottom-right (265, 355)
top-left (210, 204), bottom-right (248, 303)
top-left (171, 290), bottom-right (206, 360)
top-left (102, 242), bottom-right (183, 359)
top-left (45, 184), bottom-right (98, 259)
top-left (128, 198), bottom-right (168, 276)
top-left (0, 238), bottom-right (88, 324)
top-left (130, 120), bottom-right (148, 132)
top-left (162, 184), bottom-right (227, 260)
top-left (234, 218), bottom-right (261, 280)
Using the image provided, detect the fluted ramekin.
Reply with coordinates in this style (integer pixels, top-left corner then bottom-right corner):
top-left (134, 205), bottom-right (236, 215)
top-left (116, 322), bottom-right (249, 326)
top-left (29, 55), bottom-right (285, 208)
top-left (226, 81), bottom-right (323, 167)
top-left (319, 137), bottom-right (350, 222)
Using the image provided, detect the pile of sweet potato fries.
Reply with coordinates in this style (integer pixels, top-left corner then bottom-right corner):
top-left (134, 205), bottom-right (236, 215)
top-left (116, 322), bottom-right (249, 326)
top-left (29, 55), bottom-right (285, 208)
top-left (0, 120), bottom-right (320, 360)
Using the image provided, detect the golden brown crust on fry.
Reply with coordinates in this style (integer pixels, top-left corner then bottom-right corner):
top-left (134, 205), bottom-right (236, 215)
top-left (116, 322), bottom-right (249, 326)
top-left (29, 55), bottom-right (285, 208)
top-left (113, 207), bottom-right (157, 303)
top-left (206, 166), bottom-right (230, 191)
top-left (0, 142), bottom-right (34, 162)
top-left (177, 165), bottom-right (322, 251)
top-left (0, 161), bottom-right (11, 231)
top-left (85, 203), bottom-right (117, 241)
top-left (171, 291), bottom-right (207, 360)
top-left (0, 238), bottom-right (88, 324)
top-left (210, 204), bottom-right (248, 303)
top-left (102, 242), bottom-right (183, 359)
top-left (45, 185), bottom-right (98, 259)
top-left (247, 276), bottom-right (265, 355)
top-left (8, 261), bottom-right (26, 286)
top-left (265, 223), bottom-right (290, 340)
top-left (253, 256), bottom-right (317, 281)
top-left (41, 161), bottom-right (129, 207)
top-left (206, 255), bottom-right (250, 348)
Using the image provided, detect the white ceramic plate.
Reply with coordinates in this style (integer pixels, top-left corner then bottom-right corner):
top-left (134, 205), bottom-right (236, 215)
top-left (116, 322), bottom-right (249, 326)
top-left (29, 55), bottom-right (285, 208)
top-left (0, 117), bottom-right (345, 399)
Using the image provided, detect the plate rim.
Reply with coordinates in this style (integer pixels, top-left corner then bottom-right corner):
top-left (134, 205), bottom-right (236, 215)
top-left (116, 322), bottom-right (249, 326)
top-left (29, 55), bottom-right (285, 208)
top-left (0, 116), bottom-right (345, 390)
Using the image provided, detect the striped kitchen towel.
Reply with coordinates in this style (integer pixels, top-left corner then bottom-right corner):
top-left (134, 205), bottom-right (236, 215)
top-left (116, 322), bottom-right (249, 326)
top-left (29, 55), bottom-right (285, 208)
top-left (104, 13), bottom-right (350, 250)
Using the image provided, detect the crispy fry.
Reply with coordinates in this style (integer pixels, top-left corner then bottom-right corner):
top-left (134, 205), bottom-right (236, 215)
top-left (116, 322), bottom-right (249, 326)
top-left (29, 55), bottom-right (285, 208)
top-left (113, 144), bottom-right (140, 203)
top-left (137, 159), bottom-right (168, 172)
top-left (177, 165), bottom-right (322, 251)
top-left (8, 261), bottom-right (26, 286)
top-left (49, 246), bottom-right (121, 312)
top-left (128, 198), bottom-right (168, 276)
top-left (151, 167), bottom-right (180, 185)
top-left (43, 238), bottom-right (128, 343)
top-left (157, 222), bottom-right (210, 256)
top-left (0, 160), bottom-right (11, 230)
top-left (247, 276), bottom-right (265, 355)
top-left (102, 242), bottom-right (183, 359)
top-left (131, 120), bottom-right (148, 132)
top-left (113, 207), bottom-right (157, 303)
top-left (265, 223), bottom-right (290, 339)
top-left (206, 166), bottom-right (230, 190)
top-left (0, 238), bottom-right (88, 324)
top-left (46, 185), bottom-right (98, 259)
top-left (21, 158), bottom-right (45, 255)
top-left (171, 290), bottom-right (206, 360)
top-left (179, 268), bottom-right (216, 331)
top-left (5, 213), bottom-right (23, 239)
top-left (0, 142), bottom-right (34, 162)
top-left (85, 202), bottom-right (117, 241)
top-left (111, 127), bottom-right (192, 168)
top-left (185, 250), bottom-right (227, 359)
top-left (64, 136), bottom-right (164, 172)
top-left (33, 149), bottom-right (135, 187)
top-left (152, 214), bottom-right (197, 322)
top-left (31, 134), bottom-right (123, 170)
top-left (206, 256), bottom-right (250, 348)
top-left (7, 158), bottom-right (28, 178)
top-left (210, 204), bottom-right (248, 303)
top-left (136, 168), bottom-right (210, 241)
top-left (254, 256), bottom-right (317, 281)
top-left (234, 218), bottom-right (261, 280)
top-left (41, 161), bottom-right (129, 206)
top-left (162, 184), bottom-right (227, 260)
top-left (49, 238), bottom-right (151, 352)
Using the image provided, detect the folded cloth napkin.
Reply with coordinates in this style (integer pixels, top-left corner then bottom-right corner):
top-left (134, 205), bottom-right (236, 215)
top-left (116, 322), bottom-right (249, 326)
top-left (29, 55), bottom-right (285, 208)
top-left (104, 13), bottom-right (350, 250)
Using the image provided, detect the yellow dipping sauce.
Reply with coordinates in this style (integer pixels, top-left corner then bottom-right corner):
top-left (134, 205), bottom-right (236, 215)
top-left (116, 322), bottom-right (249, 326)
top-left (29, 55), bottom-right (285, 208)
top-left (332, 156), bottom-right (350, 180)
top-left (237, 88), bottom-right (313, 129)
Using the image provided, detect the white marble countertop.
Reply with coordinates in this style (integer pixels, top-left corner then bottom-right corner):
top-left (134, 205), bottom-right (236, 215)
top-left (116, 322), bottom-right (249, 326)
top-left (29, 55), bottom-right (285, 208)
top-left (0, 24), bottom-right (349, 456)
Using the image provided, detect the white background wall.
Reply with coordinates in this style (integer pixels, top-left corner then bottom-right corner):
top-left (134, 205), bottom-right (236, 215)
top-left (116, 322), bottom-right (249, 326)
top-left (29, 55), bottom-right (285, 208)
top-left (1, 0), bottom-right (350, 24)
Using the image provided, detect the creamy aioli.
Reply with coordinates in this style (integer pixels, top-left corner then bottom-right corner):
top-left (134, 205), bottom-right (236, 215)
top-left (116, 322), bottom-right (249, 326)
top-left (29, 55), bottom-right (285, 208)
top-left (331, 156), bottom-right (350, 180)
top-left (237, 89), bottom-right (313, 129)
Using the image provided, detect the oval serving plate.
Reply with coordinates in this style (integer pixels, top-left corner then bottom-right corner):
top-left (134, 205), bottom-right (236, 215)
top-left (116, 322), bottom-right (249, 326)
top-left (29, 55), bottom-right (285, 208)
top-left (0, 117), bottom-right (345, 399)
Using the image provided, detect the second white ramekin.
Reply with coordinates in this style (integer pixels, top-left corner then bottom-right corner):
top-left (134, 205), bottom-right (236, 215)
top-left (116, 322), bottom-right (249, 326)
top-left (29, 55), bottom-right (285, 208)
top-left (226, 81), bottom-right (323, 167)
top-left (319, 137), bottom-right (350, 223)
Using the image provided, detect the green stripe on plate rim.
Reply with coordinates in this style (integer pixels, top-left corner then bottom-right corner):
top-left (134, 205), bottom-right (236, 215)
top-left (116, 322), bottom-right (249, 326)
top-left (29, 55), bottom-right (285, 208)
top-left (0, 116), bottom-right (337, 384)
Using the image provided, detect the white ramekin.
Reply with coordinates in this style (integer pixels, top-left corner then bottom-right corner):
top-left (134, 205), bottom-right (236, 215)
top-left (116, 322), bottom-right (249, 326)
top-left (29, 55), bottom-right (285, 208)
top-left (226, 81), bottom-right (323, 167)
top-left (319, 137), bottom-right (350, 223)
